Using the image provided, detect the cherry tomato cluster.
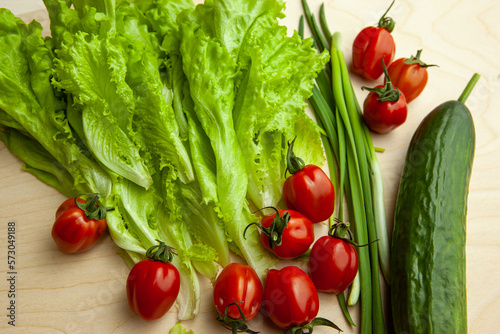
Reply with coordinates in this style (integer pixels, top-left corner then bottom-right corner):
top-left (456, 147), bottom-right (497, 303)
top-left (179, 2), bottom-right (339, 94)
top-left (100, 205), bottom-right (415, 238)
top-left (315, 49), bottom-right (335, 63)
top-left (51, 195), bottom-right (182, 322)
top-left (213, 263), bottom-right (343, 333)
top-left (225, 139), bottom-right (360, 333)
top-left (213, 224), bottom-right (357, 333)
top-left (50, 141), bottom-right (357, 331)
top-left (352, 1), bottom-right (437, 134)
top-left (244, 138), bottom-right (335, 262)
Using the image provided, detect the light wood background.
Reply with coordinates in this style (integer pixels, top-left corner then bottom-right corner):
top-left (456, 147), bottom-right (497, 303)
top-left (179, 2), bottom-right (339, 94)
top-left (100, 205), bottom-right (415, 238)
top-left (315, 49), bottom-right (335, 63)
top-left (1, 0), bottom-right (499, 333)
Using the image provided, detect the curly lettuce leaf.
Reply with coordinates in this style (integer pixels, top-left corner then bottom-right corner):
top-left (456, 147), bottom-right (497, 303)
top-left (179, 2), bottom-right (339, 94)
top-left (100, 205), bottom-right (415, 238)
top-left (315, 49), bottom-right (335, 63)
top-left (170, 322), bottom-right (195, 334)
top-left (0, 9), bottom-right (112, 196)
top-left (178, 0), bottom-right (280, 278)
top-left (233, 12), bottom-right (329, 209)
top-left (52, 32), bottom-right (153, 188)
top-left (0, 128), bottom-right (77, 197)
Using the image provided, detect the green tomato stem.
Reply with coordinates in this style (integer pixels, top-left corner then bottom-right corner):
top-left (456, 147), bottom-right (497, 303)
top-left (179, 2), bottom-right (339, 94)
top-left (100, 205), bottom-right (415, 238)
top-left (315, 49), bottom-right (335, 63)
top-left (403, 49), bottom-right (438, 68)
top-left (285, 137), bottom-right (306, 175)
top-left (145, 239), bottom-right (176, 263)
top-left (378, 0), bottom-right (396, 32)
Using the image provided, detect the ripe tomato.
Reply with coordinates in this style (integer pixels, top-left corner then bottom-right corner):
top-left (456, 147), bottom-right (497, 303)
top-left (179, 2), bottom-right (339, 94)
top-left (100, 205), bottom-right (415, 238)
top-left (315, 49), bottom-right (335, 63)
top-left (126, 241), bottom-right (180, 321)
top-left (263, 266), bottom-right (319, 329)
top-left (363, 85), bottom-right (407, 134)
top-left (362, 61), bottom-right (408, 134)
top-left (387, 49), bottom-right (437, 103)
top-left (352, 1), bottom-right (396, 81)
top-left (258, 208), bottom-right (314, 259)
top-left (263, 266), bottom-right (342, 332)
top-left (282, 139), bottom-right (334, 223)
top-left (213, 263), bottom-right (263, 321)
top-left (309, 224), bottom-right (359, 294)
top-left (51, 194), bottom-right (108, 253)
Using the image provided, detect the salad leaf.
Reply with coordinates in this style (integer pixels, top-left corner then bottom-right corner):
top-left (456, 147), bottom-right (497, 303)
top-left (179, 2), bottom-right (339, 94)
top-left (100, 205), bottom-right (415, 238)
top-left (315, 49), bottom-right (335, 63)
top-left (0, 128), bottom-right (77, 198)
top-left (178, 0), bottom-right (279, 277)
top-left (233, 9), bottom-right (329, 209)
top-left (170, 321), bottom-right (195, 334)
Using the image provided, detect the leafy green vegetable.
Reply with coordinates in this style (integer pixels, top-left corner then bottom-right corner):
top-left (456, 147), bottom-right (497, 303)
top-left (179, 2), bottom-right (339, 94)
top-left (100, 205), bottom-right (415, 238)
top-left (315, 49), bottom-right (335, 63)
top-left (170, 321), bottom-right (195, 334)
top-left (0, 0), bottom-right (327, 320)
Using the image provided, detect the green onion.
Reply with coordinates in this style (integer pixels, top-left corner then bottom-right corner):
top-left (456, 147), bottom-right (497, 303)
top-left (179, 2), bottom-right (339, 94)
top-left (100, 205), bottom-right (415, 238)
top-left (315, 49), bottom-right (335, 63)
top-left (300, 2), bottom-right (389, 333)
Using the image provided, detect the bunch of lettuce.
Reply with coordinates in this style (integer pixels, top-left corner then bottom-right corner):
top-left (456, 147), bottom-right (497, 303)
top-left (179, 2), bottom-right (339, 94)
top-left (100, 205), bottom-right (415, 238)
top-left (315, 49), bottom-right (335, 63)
top-left (0, 0), bottom-right (328, 320)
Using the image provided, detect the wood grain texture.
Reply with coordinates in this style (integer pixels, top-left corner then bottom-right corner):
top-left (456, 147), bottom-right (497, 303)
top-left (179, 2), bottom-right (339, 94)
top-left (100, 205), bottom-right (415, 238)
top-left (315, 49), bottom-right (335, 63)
top-left (1, 0), bottom-right (499, 333)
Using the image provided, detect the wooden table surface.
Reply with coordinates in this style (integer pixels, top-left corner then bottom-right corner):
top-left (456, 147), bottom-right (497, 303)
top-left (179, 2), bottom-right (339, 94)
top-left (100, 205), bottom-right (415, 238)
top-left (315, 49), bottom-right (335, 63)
top-left (1, 0), bottom-right (499, 333)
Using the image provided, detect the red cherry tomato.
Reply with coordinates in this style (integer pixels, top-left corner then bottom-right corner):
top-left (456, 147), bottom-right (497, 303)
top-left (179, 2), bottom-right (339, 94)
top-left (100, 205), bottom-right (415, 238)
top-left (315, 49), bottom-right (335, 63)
top-left (259, 209), bottom-right (314, 259)
top-left (263, 266), bottom-right (319, 329)
top-left (51, 194), bottom-right (108, 254)
top-left (282, 139), bottom-right (334, 223)
top-left (213, 263), bottom-right (263, 321)
top-left (126, 242), bottom-right (180, 321)
top-left (387, 49), bottom-right (436, 103)
top-left (362, 60), bottom-right (408, 134)
top-left (363, 84), bottom-right (408, 134)
top-left (309, 234), bottom-right (359, 294)
top-left (352, 1), bottom-right (396, 81)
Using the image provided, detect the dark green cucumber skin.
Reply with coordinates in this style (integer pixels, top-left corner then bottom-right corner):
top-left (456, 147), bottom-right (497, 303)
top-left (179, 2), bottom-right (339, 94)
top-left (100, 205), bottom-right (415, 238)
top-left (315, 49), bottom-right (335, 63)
top-left (391, 100), bottom-right (475, 334)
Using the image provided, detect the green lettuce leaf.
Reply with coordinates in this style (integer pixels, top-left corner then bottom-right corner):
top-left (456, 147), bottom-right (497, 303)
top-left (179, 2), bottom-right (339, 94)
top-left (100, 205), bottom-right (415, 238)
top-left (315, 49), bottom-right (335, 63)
top-left (0, 8), bottom-right (112, 196)
top-left (233, 11), bottom-right (329, 209)
top-left (52, 32), bottom-right (153, 188)
top-left (178, 0), bottom-right (279, 278)
top-left (0, 128), bottom-right (77, 197)
top-left (170, 321), bottom-right (195, 334)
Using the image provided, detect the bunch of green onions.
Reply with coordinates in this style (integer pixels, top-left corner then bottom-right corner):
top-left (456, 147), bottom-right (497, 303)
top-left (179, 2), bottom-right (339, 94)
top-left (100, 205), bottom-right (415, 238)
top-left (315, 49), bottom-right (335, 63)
top-left (300, 1), bottom-right (389, 333)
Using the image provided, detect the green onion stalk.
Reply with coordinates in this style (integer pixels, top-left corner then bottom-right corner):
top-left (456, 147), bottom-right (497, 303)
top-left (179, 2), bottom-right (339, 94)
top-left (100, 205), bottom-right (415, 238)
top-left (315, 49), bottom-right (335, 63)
top-left (300, 1), bottom-right (389, 333)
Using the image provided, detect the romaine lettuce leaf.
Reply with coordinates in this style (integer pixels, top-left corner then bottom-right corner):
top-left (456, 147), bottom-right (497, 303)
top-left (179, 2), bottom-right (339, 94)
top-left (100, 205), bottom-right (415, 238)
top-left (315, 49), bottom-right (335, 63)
top-left (233, 11), bottom-right (329, 209)
top-left (0, 128), bottom-right (77, 198)
top-left (52, 32), bottom-right (153, 188)
top-left (169, 322), bottom-right (195, 334)
top-left (178, 0), bottom-right (279, 278)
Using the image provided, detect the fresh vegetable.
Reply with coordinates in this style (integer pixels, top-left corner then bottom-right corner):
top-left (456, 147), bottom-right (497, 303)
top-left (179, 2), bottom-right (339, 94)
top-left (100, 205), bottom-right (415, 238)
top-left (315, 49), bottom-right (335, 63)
top-left (170, 322), bottom-right (195, 334)
top-left (299, 4), bottom-right (388, 331)
top-left (309, 221), bottom-right (359, 295)
top-left (246, 208), bottom-right (314, 259)
top-left (282, 138), bottom-right (335, 223)
top-left (387, 49), bottom-right (437, 103)
top-left (0, 0), bottom-right (328, 320)
top-left (391, 73), bottom-right (479, 333)
top-left (362, 61), bottom-right (408, 134)
top-left (352, 0), bottom-right (396, 80)
top-left (263, 266), bottom-right (342, 332)
top-left (51, 193), bottom-right (109, 254)
top-left (127, 241), bottom-right (181, 321)
top-left (213, 263), bottom-right (263, 322)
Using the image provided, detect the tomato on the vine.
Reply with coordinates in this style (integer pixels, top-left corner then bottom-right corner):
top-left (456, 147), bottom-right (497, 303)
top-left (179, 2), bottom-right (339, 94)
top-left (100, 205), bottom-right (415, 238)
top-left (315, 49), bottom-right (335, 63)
top-left (387, 49), bottom-right (437, 103)
top-left (309, 221), bottom-right (359, 294)
top-left (245, 208), bottom-right (314, 259)
top-left (282, 138), bottom-right (334, 223)
top-left (126, 241), bottom-right (180, 321)
top-left (213, 263), bottom-right (263, 321)
top-left (51, 193), bottom-right (110, 254)
top-left (352, 0), bottom-right (396, 81)
top-left (263, 266), bottom-right (342, 332)
top-left (363, 60), bottom-right (408, 134)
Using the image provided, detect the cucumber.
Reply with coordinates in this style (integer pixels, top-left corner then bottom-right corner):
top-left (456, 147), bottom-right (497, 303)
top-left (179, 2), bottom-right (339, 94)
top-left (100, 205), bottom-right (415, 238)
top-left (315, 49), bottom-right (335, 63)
top-left (390, 74), bottom-right (479, 333)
